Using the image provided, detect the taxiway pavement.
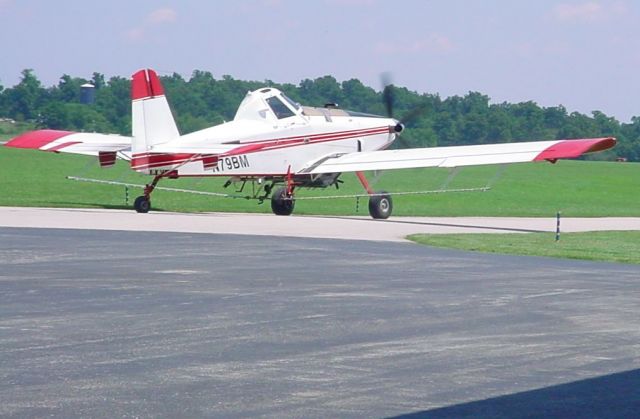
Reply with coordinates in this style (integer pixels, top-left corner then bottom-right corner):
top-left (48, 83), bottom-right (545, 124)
top-left (1, 225), bottom-right (639, 418)
top-left (2, 206), bottom-right (640, 242)
top-left (1, 208), bottom-right (639, 417)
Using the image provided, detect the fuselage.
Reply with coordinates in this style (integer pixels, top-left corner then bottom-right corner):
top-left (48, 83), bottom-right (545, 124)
top-left (140, 87), bottom-right (399, 178)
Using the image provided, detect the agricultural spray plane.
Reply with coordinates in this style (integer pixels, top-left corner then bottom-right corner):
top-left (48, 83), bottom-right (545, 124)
top-left (6, 69), bottom-right (616, 218)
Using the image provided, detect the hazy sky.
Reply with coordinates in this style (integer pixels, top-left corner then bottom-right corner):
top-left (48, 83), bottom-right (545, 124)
top-left (1, 0), bottom-right (639, 121)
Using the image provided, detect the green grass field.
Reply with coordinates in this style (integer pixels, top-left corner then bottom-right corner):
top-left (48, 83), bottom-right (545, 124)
top-left (408, 231), bottom-right (640, 265)
top-left (2, 146), bottom-right (639, 217)
top-left (2, 145), bottom-right (640, 264)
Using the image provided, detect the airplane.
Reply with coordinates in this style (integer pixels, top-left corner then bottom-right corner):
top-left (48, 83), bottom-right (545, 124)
top-left (5, 68), bottom-right (616, 219)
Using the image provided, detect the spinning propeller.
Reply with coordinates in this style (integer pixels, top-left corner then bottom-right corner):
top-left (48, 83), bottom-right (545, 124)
top-left (381, 74), bottom-right (427, 145)
top-left (381, 73), bottom-right (427, 134)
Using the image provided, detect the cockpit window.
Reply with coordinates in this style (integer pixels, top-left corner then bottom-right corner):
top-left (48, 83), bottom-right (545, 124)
top-left (281, 93), bottom-right (301, 111)
top-left (266, 96), bottom-right (295, 119)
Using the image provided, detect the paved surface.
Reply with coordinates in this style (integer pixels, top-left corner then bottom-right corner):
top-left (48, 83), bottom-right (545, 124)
top-left (2, 206), bottom-right (640, 242)
top-left (1, 227), bottom-right (639, 418)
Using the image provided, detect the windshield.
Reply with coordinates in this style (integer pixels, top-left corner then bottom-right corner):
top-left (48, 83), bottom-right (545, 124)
top-left (266, 96), bottom-right (295, 119)
top-left (281, 93), bottom-right (301, 110)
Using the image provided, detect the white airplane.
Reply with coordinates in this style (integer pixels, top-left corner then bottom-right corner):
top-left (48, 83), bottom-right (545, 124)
top-left (5, 68), bottom-right (616, 218)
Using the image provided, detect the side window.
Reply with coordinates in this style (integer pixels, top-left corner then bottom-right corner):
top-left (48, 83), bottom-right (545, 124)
top-left (266, 96), bottom-right (295, 119)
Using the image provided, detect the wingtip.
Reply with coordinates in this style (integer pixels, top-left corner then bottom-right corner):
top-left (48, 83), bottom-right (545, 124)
top-left (590, 137), bottom-right (617, 153)
top-left (534, 137), bottom-right (617, 162)
top-left (5, 129), bottom-right (74, 150)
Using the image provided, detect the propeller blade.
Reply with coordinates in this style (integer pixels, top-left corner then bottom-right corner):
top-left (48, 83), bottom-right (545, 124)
top-left (381, 72), bottom-right (394, 118)
top-left (380, 72), bottom-right (429, 141)
top-left (400, 103), bottom-right (428, 126)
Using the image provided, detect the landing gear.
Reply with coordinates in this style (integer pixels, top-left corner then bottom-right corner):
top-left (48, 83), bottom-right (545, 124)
top-left (134, 196), bottom-right (151, 213)
top-left (133, 174), bottom-right (163, 213)
top-left (271, 186), bottom-right (295, 216)
top-left (368, 191), bottom-right (393, 219)
top-left (355, 171), bottom-right (393, 219)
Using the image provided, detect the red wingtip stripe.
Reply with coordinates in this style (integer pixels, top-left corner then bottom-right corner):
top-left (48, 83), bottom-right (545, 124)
top-left (131, 68), bottom-right (165, 100)
top-left (534, 137), bottom-right (616, 161)
top-left (5, 129), bottom-right (74, 149)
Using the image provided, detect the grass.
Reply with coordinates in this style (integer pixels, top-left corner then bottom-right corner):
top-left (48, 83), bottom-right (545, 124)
top-left (3, 144), bottom-right (640, 264)
top-left (408, 231), bottom-right (640, 265)
top-left (2, 146), bottom-right (639, 217)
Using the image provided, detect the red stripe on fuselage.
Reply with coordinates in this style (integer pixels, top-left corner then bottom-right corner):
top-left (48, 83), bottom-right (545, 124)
top-left (227, 126), bottom-right (389, 155)
top-left (230, 126), bottom-right (389, 147)
top-left (131, 153), bottom-right (200, 170)
top-left (131, 126), bottom-right (390, 170)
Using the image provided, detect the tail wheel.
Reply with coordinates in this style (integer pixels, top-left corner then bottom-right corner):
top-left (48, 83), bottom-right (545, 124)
top-left (271, 187), bottom-right (295, 216)
top-left (368, 191), bottom-right (392, 219)
top-left (134, 196), bottom-right (151, 213)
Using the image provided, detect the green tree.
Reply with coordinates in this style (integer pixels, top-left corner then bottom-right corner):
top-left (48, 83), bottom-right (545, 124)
top-left (94, 76), bottom-right (130, 134)
top-left (91, 72), bottom-right (105, 90)
top-left (38, 102), bottom-right (70, 129)
top-left (5, 69), bottom-right (45, 120)
top-left (1, 67), bottom-right (637, 161)
top-left (52, 74), bottom-right (87, 102)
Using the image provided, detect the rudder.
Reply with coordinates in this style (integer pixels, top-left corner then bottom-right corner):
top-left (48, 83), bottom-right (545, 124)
top-left (131, 69), bottom-right (180, 155)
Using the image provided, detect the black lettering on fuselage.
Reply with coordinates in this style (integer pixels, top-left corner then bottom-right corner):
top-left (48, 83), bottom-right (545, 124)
top-left (213, 155), bottom-right (250, 172)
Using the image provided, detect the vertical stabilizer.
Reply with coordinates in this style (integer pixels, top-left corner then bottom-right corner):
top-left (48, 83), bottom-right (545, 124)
top-left (131, 69), bottom-right (180, 154)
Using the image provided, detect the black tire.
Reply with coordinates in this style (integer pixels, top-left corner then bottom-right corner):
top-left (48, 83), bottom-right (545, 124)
top-left (368, 191), bottom-right (392, 219)
top-left (271, 187), bottom-right (295, 216)
top-left (134, 196), bottom-right (151, 213)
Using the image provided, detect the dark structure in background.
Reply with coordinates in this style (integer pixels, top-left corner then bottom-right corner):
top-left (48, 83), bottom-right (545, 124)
top-left (80, 83), bottom-right (95, 105)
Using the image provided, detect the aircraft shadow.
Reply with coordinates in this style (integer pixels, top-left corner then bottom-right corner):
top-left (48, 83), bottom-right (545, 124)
top-left (319, 215), bottom-right (546, 234)
top-left (40, 206), bottom-right (546, 233)
top-left (48, 202), bottom-right (134, 211)
top-left (388, 368), bottom-right (640, 419)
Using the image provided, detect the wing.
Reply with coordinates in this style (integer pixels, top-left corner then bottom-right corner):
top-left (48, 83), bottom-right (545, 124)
top-left (5, 129), bottom-right (131, 156)
top-left (4, 129), bottom-right (270, 173)
top-left (300, 137), bottom-right (616, 174)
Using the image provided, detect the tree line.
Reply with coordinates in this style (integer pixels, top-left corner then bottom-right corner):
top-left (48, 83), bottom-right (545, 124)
top-left (1, 69), bottom-right (638, 160)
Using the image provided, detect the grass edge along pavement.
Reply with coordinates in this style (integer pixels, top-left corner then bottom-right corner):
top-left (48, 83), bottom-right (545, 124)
top-left (407, 231), bottom-right (640, 265)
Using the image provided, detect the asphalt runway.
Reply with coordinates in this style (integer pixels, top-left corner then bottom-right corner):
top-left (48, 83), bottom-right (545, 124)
top-left (1, 226), bottom-right (639, 418)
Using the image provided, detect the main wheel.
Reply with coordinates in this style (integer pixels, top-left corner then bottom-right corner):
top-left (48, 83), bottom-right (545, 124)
top-left (134, 196), bottom-right (151, 213)
top-left (368, 191), bottom-right (392, 219)
top-left (271, 187), bottom-right (295, 216)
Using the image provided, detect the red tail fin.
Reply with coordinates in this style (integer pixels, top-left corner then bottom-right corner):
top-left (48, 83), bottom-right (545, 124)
top-left (131, 69), bottom-right (165, 100)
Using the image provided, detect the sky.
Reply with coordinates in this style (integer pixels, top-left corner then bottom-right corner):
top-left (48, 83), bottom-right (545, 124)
top-left (1, 0), bottom-right (639, 122)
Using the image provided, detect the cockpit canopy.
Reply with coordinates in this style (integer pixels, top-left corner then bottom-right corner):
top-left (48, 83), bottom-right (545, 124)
top-left (234, 88), bottom-right (301, 122)
top-left (233, 86), bottom-right (389, 122)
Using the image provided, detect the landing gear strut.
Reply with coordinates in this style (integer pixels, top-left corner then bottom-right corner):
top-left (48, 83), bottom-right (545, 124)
top-left (133, 174), bottom-right (163, 213)
top-left (270, 166), bottom-right (297, 216)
